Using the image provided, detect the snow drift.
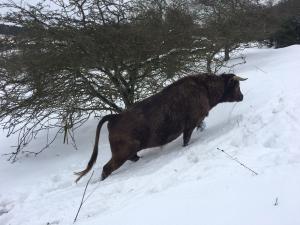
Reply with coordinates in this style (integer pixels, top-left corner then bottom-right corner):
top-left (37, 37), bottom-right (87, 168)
top-left (0, 45), bottom-right (300, 225)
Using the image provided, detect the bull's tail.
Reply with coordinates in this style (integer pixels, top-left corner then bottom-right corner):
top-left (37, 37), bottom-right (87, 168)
top-left (74, 114), bottom-right (117, 183)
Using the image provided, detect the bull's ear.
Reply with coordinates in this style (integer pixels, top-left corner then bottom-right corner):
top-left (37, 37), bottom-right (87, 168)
top-left (233, 75), bottom-right (248, 81)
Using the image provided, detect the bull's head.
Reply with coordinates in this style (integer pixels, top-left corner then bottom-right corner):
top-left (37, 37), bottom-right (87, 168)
top-left (221, 74), bottom-right (247, 102)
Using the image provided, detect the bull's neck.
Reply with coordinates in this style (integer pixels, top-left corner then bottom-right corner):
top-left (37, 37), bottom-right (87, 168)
top-left (203, 78), bottom-right (226, 109)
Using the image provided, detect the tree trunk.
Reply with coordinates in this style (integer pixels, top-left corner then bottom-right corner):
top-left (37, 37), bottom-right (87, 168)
top-left (206, 57), bottom-right (213, 74)
top-left (224, 45), bottom-right (230, 61)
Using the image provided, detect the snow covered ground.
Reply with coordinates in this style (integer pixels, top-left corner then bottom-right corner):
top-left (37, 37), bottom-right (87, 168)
top-left (0, 45), bottom-right (300, 225)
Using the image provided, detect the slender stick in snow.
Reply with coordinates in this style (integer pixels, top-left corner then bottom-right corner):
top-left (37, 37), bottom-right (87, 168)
top-left (274, 197), bottom-right (279, 206)
top-left (73, 171), bottom-right (94, 223)
top-left (217, 148), bottom-right (258, 176)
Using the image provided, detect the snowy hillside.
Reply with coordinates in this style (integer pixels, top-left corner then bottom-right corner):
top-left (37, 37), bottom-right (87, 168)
top-left (1, 46), bottom-right (300, 225)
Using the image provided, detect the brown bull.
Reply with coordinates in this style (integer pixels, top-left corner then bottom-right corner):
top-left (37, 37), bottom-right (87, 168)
top-left (75, 73), bottom-right (247, 182)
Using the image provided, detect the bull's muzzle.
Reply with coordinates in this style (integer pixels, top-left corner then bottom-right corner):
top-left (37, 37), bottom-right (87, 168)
top-left (238, 94), bottom-right (244, 101)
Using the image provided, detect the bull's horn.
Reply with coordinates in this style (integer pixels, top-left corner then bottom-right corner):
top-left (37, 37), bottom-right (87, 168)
top-left (233, 75), bottom-right (248, 81)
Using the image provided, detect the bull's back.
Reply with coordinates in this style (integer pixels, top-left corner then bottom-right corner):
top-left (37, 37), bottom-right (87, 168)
top-left (108, 77), bottom-right (208, 149)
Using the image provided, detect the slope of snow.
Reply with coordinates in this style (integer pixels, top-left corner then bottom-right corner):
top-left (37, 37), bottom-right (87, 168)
top-left (0, 45), bottom-right (300, 225)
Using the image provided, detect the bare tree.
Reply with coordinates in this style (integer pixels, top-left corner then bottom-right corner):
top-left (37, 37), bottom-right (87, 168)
top-left (266, 0), bottom-right (300, 47)
top-left (192, 0), bottom-right (273, 63)
top-left (0, 0), bottom-right (279, 160)
top-left (0, 0), bottom-right (206, 160)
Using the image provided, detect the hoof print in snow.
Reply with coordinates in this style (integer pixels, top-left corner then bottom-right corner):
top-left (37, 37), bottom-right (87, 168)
top-left (51, 175), bottom-right (61, 183)
top-left (148, 187), bottom-right (159, 194)
top-left (0, 208), bottom-right (9, 216)
top-left (46, 220), bottom-right (60, 225)
top-left (187, 153), bottom-right (199, 164)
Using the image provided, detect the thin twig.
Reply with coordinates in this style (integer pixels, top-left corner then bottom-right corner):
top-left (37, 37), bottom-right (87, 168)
top-left (69, 128), bottom-right (78, 150)
top-left (73, 171), bottom-right (94, 223)
top-left (82, 179), bottom-right (102, 204)
top-left (22, 128), bottom-right (63, 157)
top-left (217, 147), bottom-right (258, 176)
top-left (254, 65), bottom-right (267, 74)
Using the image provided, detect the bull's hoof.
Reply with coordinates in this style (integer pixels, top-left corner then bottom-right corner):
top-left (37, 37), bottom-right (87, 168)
top-left (101, 172), bottom-right (108, 181)
top-left (129, 154), bottom-right (140, 162)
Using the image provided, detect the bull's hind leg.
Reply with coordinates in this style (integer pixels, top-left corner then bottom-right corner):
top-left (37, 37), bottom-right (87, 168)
top-left (101, 139), bottom-right (139, 180)
top-left (101, 156), bottom-right (128, 180)
top-left (101, 158), bottom-right (114, 180)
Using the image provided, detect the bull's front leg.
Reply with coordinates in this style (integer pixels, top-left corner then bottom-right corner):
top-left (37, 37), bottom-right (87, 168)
top-left (196, 121), bottom-right (206, 132)
top-left (183, 127), bottom-right (194, 147)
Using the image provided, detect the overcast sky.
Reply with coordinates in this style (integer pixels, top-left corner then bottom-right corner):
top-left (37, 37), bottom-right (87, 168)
top-left (0, 0), bottom-right (57, 15)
